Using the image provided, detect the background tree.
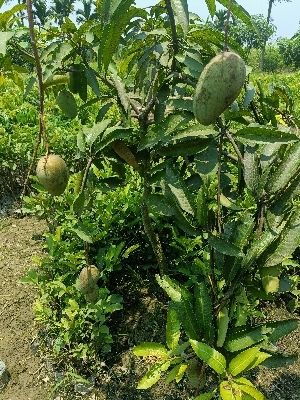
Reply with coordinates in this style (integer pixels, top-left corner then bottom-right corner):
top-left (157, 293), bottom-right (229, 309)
top-left (50, 0), bottom-right (76, 26)
top-left (231, 14), bottom-right (276, 59)
top-left (212, 9), bottom-right (228, 31)
top-left (33, 0), bottom-right (51, 26)
top-left (278, 29), bottom-right (300, 68)
top-left (76, 0), bottom-right (95, 23)
top-left (261, 0), bottom-right (292, 68)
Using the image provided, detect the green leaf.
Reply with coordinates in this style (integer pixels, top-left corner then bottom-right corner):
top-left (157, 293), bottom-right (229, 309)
top-left (190, 340), bottom-right (226, 375)
top-left (195, 143), bottom-right (218, 176)
top-left (99, 1), bottom-right (136, 72)
top-left (0, 4), bottom-right (26, 29)
top-left (195, 392), bottom-right (215, 400)
top-left (167, 183), bottom-right (194, 215)
top-left (208, 235), bottom-right (244, 258)
top-left (166, 303), bottom-right (181, 351)
top-left (170, 0), bottom-right (189, 36)
top-left (147, 194), bottom-right (175, 217)
top-left (220, 380), bottom-right (242, 400)
top-left (228, 347), bottom-right (260, 376)
top-left (194, 282), bottom-right (214, 343)
top-left (204, 0), bottom-right (216, 17)
top-left (72, 228), bottom-right (93, 243)
top-left (243, 351), bottom-right (272, 371)
top-left (0, 31), bottom-right (13, 55)
top-left (165, 363), bottom-right (188, 383)
top-left (56, 89), bottom-right (77, 119)
top-left (77, 131), bottom-right (86, 152)
top-left (244, 145), bottom-right (260, 197)
top-left (100, 126), bottom-right (133, 150)
top-left (133, 343), bottom-right (169, 359)
top-left (196, 186), bottom-right (208, 228)
top-left (266, 319), bottom-right (299, 344)
top-left (217, 307), bottom-right (229, 348)
top-left (224, 326), bottom-right (271, 352)
top-left (261, 353), bottom-right (298, 369)
top-left (84, 120), bottom-right (111, 147)
top-left (156, 275), bottom-right (182, 302)
top-left (85, 68), bottom-right (101, 97)
top-left (176, 288), bottom-right (200, 340)
top-left (168, 97), bottom-right (194, 113)
top-left (137, 362), bottom-right (169, 389)
top-left (156, 276), bottom-right (200, 340)
top-left (238, 231), bottom-right (277, 276)
top-left (235, 380), bottom-right (266, 400)
top-left (263, 208), bottom-right (300, 267)
top-left (217, 0), bottom-right (255, 30)
top-left (235, 124), bottom-right (298, 145)
top-left (158, 138), bottom-right (211, 156)
top-left (73, 192), bottom-right (85, 215)
top-left (99, 0), bottom-right (122, 24)
top-left (96, 102), bottom-right (114, 122)
top-left (233, 377), bottom-right (255, 387)
top-left (267, 142), bottom-right (300, 195)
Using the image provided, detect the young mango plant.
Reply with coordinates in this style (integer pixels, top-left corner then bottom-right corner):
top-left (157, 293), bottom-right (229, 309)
top-left (17, 0), bottom-right (299, 392)
top-left (133, 275), bottom-right (298, 399)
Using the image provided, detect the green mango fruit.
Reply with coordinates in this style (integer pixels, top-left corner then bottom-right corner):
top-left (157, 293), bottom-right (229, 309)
top-left (193, 51), bottom-right (246, 125)
top-left (36, 154), bottom-right (69, 196)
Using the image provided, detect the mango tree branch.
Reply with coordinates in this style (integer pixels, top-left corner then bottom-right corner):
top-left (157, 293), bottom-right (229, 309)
top-left (142, 170), bottom-right (167, 275)
top-left (80, 157), bottom-right (93, 194)
top-left (225, 130), bottom-right (244, 166)
top-left (165, 0), bottom-right (179, 69)
top-left (21, 0), bottom-right (48, 201)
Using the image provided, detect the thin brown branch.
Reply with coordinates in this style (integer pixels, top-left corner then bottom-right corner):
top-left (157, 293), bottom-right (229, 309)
top-left (21, 0), bottom-right (47, 200)
top-left (225, 130), bottom-right (244, 167)
top-left (26, 0), bottom-right (47, 149)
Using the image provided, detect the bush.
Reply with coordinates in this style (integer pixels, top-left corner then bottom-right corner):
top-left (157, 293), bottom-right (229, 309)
top-left (263, 45), bottom-right (285, 72)
top-left (247, 46), bottom-right (285, 72)
top-left (278, 33), bottom-right (300, 69)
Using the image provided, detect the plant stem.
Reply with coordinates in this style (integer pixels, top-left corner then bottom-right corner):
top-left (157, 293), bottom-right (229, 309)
top-left (217, 132), bottom-right (224, 234)
top-left (80, 157), bottom-right (93, 193)
top-left (225, 130), bottom-right (244, 167)
top-left (21, 0), bottom-right (47, 200)
top-left (223, 0), bottom-right (232, 51)
top-left (142, 172), bottom-right (167, 275)
top-left (165, 0), bottom-right (179, 69)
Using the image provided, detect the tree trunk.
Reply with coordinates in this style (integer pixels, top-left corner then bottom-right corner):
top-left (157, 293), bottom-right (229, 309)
top-left (260, 0), bottom-right (274, 70)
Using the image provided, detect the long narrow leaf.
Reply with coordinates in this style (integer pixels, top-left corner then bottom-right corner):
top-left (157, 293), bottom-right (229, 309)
top-left (166, 303), bottom-right (181, 350)
top-left (190, 340), bottom-right (226, 375)
top-left (170, 0), bottom-right (189, 36)
top-left (228, 347), bottom-right (260, 376)
top-left (194, 282), bottom-right (214, 343)
top-left (205, 0), bottom-right (216, 17)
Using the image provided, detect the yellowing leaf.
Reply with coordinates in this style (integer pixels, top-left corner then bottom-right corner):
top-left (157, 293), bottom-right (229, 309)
top-left (133, 343), bottom-right (169, 360)
top-left (166, 303), bottom-right (181, 350)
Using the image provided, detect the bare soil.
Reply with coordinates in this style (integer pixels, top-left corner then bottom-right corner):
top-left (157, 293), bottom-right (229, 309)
top-left (0, 216), bottom-right (49, 400)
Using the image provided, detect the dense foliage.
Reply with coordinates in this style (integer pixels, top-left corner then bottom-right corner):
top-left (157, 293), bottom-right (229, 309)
top-left (0, 0), bottom-right (299, 398)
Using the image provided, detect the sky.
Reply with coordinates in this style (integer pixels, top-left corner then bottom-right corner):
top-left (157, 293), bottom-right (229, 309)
top-left (2, 0), bottom-right (299, 39)
top-left (135, 0), bottom-right (298, 39)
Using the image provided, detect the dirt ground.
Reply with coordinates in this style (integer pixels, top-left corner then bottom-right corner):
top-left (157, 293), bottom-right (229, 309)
top-left (0, 216), bottom-right (299, 400)
top-left (0, 216), bottom-right (49, 400)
